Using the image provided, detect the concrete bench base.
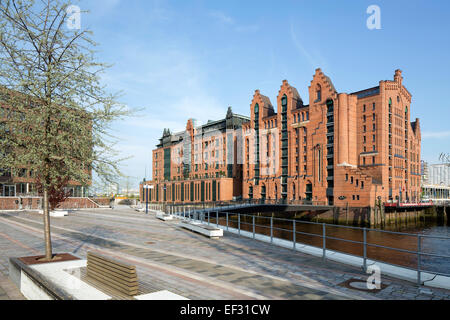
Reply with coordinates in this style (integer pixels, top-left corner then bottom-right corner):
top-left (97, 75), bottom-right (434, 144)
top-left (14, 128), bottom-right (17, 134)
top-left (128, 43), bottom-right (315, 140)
top-left (135, 290), bottom-right (189, 300)
top-left (156, 212), bottom-right (174, 221)
top-left (9, 257), bottom-right (189, 300)
top-left (180, 221), bottom-right (223, 239)
top-left (38, 210), bottom-right (69, 217)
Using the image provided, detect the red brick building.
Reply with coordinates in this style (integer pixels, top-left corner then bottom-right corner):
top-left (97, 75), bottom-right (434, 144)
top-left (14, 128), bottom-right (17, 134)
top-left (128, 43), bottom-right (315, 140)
top-left (141, 108), bottom-right (249, 203)
top-left (243, 69), bottom-right (421, 207)
top-left (141, 69), bottom-right (421, 207)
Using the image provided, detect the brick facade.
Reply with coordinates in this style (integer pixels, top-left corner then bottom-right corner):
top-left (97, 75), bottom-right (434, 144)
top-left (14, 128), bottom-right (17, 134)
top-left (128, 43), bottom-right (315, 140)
top-left (142, 108), bottom-right (248, 203)
top-left (0, 197), bottom-right (101, 210)
top-left (141, 69), bottom-right (421, 208)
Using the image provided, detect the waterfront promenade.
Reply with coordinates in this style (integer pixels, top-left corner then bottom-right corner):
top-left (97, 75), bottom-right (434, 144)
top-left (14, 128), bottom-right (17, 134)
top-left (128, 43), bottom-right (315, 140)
top-left (0, 206), bottom-right (449, 300)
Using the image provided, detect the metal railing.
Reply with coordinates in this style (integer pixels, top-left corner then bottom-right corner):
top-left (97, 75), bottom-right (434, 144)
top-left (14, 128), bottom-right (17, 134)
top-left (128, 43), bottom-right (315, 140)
top-left (172, 209), bottom-right (450, 287)
top-left (144, 199), bottom-right (330, 212)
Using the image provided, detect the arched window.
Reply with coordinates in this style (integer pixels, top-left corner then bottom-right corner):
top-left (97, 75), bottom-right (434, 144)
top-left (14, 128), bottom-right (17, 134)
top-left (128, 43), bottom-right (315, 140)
top-left (316, 84), bottom-right (322, 102)
top-left (281, 95), bottom-right (287, 112)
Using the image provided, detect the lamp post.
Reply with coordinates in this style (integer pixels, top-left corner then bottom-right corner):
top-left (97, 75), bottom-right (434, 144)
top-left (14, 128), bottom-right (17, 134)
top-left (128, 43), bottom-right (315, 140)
top-left (143, 185), bottom-right (150, 214)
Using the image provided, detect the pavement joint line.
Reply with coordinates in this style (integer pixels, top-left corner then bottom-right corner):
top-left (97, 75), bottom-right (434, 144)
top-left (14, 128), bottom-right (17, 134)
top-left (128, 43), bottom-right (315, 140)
top-left (0, 214), bottom-right (300, 285)
top-left (0, 216), bottom-right (259, 299)
top-left (0, 231), bottom-right (41, 255)
top-left (91, 247), bottom-right (268, 300)
top-left (4, 209), bottom-right (447, 300)
top-left (0, 215), bottom-right (323, 300)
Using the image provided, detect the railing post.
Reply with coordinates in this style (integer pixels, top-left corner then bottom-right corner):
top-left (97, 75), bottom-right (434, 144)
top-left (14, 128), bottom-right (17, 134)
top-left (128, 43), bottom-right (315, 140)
top-left (238, 214), bottom-right (241, 236)
top-left (208, 211), bottom-right (210, 225)
top-left (322, 223), bottom-right (326, 262)
top-left (417, 235), bottom-right (422, 286)
top-left (226, 212), bottom-right (229, 231)
top-left (293, 220), bottom-right (296, 250)
top-left (270, 217), bottom-right (273, 244)
top-left (363, 228), bottom-right (367, 272)
top-left (253, 215), bottom-right (255, 239)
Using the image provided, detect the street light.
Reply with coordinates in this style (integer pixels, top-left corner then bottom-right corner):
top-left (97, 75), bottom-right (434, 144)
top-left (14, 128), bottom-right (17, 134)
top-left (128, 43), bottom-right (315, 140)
top-left (143, 185), bottom-right (152, 214)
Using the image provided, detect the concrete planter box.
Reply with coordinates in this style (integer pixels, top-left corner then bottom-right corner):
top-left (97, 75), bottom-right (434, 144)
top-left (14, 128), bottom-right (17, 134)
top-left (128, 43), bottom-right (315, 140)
top-left (38, 210), bottom-right (69, 217)
top-left (180, 221), bottom-right (223, 239)
top-left (156, 212), bottom-right (173, 221)
top-left (9, 257), bottom-right (189, 300)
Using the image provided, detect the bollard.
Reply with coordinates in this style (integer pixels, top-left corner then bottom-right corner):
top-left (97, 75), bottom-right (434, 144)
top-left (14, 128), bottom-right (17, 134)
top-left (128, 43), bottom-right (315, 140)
top-left (216, 211), bottom-right (219, 227)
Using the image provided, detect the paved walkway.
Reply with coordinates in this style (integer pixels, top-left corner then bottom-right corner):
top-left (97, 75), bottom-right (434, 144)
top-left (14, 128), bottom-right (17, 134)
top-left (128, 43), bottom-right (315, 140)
top-left (0, 206), bottom-right (449, 300)
top-left (0, 275), bottom-right (25, 300)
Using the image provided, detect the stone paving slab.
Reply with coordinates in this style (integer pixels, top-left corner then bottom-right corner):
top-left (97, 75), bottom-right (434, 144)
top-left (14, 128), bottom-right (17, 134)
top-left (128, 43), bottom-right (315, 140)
top-left (0, 208), bottom-right (449, 300)
top-left (0, 275), bottom-right (25, 300)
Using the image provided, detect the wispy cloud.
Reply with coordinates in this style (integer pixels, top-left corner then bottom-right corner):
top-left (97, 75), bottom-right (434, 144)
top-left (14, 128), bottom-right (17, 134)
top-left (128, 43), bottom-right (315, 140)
top-left (422, 131), bottom-right (450, 139)
top-left (290, 22), bottom-right (315, 67)
top-left (208, 10), bottom-right (259, 33)
top-left (209, 10), bottom-right (234, 25)
top-left (99, 32), bottom-right (228, 185)
top-left (289, 20), bottom-right (328, 70)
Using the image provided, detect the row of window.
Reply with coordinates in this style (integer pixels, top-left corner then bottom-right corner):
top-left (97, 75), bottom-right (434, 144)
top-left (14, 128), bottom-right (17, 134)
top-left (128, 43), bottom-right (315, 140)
top-left (362, 103), bottom-right (376, 112)
top-left (345, 174), bottom-right (365, 189)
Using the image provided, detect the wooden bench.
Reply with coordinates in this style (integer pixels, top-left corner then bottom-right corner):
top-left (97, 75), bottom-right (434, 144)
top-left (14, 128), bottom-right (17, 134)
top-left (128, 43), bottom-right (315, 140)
top-left (86, 252), bottom-right (139, 297)
top-left (180, 221), bottom-right (223, 239)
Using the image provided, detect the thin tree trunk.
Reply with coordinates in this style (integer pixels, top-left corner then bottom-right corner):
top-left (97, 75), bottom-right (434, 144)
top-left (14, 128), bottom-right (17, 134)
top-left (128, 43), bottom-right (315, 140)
top-left (43, 187), bottom-right (53, 260)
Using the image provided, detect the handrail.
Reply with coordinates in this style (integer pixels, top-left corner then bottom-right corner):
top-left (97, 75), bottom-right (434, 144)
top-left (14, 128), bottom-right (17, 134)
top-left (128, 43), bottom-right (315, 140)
top-left (173, 208), bottom-right (450, 287)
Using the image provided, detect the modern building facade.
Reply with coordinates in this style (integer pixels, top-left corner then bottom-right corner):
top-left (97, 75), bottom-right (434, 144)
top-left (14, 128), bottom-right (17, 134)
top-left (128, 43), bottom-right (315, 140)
top-left (421, 161), bottom-right (450, 204)
top-left (422, 162), bottom-right (450, 186)
top-left (141, 69), bottom-right (422, 207)
top-left (0, 88), bottom-right (90, 198)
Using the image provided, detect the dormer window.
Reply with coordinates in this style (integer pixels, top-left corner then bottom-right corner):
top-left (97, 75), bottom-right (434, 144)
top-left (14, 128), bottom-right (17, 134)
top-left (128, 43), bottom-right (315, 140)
top-left (281, 96), bottom-right (287, 105)
top-left (315, 84), bottom-right (322, 102)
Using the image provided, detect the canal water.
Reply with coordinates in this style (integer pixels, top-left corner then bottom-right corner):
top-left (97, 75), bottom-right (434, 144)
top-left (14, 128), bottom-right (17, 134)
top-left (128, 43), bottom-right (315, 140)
top-left (211, 212), bottom-right (450, 276)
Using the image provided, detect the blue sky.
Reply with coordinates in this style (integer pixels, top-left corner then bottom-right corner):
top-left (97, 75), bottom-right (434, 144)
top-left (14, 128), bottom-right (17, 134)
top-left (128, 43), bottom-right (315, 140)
top-left (79, 0), bottom-right (450, 188)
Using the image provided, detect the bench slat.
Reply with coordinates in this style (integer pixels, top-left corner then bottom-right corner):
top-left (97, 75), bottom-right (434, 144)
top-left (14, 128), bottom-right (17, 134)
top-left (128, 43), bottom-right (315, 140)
top-left (87, 254), bottom-right (137, 274)
top-left (87, 263), bottom-right (138, 285)
top-left (87, 252), bottom-right (135, 271)
top-left (87, 255), bottom-right (137, 276)
top-left (87, 271), bottom-right (139, 296)
top-left (86, 251), bottom-right (139, 297)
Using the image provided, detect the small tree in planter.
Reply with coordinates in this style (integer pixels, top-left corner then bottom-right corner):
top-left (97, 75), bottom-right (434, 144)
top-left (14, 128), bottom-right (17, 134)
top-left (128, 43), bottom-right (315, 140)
top-left (0, 0), bottom-right (131, 261)
top-left (36, 175), bottom-right (71, 211)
